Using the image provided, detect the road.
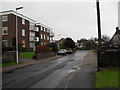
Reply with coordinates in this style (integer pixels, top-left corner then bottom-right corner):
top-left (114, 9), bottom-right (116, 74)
top-left (3, 51), bottom-right (90, 88)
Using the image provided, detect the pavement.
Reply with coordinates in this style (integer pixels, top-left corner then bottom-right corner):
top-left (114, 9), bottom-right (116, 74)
top-left (2, 55), bottom-right (61, 73)
top-left (68, 51), bottom-right (97, 88)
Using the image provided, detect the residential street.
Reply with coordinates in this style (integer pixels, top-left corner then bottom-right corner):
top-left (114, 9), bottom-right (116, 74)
top-left (2, 50), bottom-right (97, 88)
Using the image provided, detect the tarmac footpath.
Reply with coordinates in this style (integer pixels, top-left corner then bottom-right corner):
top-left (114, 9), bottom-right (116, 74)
top-left (68, 51), bottom-right (97, 88)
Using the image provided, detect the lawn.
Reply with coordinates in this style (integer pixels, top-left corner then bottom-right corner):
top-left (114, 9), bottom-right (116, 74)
top-left (19, 52), bottom-right (35, 59)
top-left (96, 70), bottom-right (120, 88)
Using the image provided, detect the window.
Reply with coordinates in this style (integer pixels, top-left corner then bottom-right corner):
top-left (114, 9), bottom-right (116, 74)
top-left (2, 15), bottom-right (8, 22)
top-left (2, 27), bottom-right (8, 35)
top-left (30, 42), bottom-right (35, 48)
top-left (44, 35), bottom-right (46, 40)
top-left (41, 26), bottom-right (42, 31)
top-left (41, 34), bottom-right (43, 39)
top-left (22, 19), bottom-right (25, 24)
top-left (22, 29), bottom-right (25, 36)
top-left (47, 36), bottom-right (49, 40)
top-left (36, 27), bottom-right (39, 32)
top-left (41, 42), bottom-right (43, 45)
top-left (22, 40), bottom-right (25, 47)
top-left (2, 40), bottom-right (8, 47)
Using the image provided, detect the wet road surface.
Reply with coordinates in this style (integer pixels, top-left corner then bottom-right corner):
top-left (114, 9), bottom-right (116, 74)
top-left (3, 51), bottom-right (89, 88)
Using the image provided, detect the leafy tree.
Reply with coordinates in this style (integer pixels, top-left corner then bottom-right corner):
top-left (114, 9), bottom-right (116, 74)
top-left (59, 39), bottom-right (66, 49)
top-left (49, 43), bottom-right (58, 52)
top-left (62, 38), bottom-right (75, 49)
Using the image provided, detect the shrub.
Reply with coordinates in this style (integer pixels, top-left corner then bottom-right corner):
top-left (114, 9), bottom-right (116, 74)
top-left (49, 43), bottom-right (58, 52)
top-left (2, 47), bottom-right (15, 52)
top-left (35, 45), bottom-right (51, 53)
top-left (19, 47), bottom-right (30, 52)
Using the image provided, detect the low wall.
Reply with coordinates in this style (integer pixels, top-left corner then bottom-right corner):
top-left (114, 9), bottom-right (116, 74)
top-left (2, 51), bottom-right (16, 63)
top-left (36, 52), bottom-right (56, 60)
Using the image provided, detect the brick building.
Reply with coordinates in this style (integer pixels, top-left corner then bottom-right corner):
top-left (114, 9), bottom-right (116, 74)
top-left (1, 10), bottom-right (54, 51)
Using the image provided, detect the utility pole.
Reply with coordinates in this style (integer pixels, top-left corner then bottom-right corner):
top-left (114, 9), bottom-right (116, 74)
top-left (96, 0), bottom-right (102, 71)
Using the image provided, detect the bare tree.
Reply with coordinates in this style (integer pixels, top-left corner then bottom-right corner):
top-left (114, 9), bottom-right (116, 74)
top-left (102, 34), bottom-right (111, 42)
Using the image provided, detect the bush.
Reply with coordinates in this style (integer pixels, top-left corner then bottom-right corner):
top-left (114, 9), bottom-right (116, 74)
top-left (2, 47), bottom-right (15, 52)
top-left (49, 43), bottom-right (58, 52)
top-left (19, 47), bottom-right (31, 52)
top-left (35, 45), bottom-right (51, 53)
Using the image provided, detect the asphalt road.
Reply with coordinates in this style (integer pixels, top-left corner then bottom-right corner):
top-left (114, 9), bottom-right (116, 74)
top-left (2, 50), bottom-right (89, 88)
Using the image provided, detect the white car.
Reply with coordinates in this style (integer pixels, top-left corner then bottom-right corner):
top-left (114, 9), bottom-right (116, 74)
top-left (57, 49), bottom-right (67, 56)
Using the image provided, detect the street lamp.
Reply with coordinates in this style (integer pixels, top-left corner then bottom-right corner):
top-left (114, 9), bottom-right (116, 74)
top-left (16, 7), bottom-right (23, 64)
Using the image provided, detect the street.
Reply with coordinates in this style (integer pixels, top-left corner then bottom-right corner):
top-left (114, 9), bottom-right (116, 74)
top-left (3, 50), bottom-right (93, 88)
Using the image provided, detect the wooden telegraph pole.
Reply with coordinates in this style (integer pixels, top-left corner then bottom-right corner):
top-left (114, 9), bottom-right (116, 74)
top-left (96, 0), bottom-right (102, 71)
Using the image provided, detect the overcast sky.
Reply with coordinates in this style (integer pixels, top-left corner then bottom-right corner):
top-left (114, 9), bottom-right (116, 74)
top-left (1, 0), bottom-right (119, 42)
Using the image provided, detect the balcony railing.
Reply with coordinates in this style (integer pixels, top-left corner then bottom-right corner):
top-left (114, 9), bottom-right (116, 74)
top-left (30, 36), bottom-right (39, 42)
top-left (29, 25), bottom-right (38, 32)
top-left (50, 31), bottom-right (54, 37)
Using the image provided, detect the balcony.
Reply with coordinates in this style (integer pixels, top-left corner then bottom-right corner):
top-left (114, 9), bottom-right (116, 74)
top-left (29, 25), bottom-right (38, 32)
top-left (30, 36), bottom-right (39, 42)
top-left (50, 31), bottom-right (54, 37)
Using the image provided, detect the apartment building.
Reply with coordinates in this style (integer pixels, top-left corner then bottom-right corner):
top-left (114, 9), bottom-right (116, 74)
top-left (36, 23), bottom-right (50, 46)
top-left (1, 10), bottom-right (54, 51)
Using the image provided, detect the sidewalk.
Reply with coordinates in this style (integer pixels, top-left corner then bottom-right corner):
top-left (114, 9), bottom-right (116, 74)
top-left (2, 56), bottom-right (61, 73)
top-left (69, 51), bottom-right (97, 88)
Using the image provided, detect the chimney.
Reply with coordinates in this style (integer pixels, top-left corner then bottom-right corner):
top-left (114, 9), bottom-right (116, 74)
top-left (116, 27), bottom-right (119, 31)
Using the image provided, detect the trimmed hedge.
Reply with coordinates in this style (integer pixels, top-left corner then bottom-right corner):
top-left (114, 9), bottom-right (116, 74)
top-left (100, 50), bottom-right (120, 67)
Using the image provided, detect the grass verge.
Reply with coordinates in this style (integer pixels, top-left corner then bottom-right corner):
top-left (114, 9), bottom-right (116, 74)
top-left (19, 52), bottom-right (35, 58)
top-left (96, 69), bottom-right (120, 88)
top-left (0, 62), bottom-right (22, 67)
top-left (92, 50), bottom-right (96, 54)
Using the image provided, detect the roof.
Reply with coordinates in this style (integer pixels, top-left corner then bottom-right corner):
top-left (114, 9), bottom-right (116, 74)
top-left (0, 10), bottom-right (36, 23)
top-left (109, 27), bottom-right (120, 44)
top-left (36, 23), bottom-right (51, 30)
top-left (0, 10), bottom-right (54, 33)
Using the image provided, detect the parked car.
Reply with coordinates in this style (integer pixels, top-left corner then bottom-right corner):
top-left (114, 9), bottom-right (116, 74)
top-left (66, 49), bottom-right (73, 54)
top-left (57, 49), bottom-right (67, 56)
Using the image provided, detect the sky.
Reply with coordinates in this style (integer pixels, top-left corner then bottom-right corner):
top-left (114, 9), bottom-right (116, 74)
top-left (1, 0), bottom-right (119, 42)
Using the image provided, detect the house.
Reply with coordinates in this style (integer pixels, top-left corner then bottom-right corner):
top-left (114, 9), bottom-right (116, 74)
top-left (1, 10), bottom-right (54, 51)
top-left (77, 39), bottom-right (88, 48)
top-left (55, 38), bottom-right (65, 49)
top-left (109, 27), bottom-right (120, 46)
